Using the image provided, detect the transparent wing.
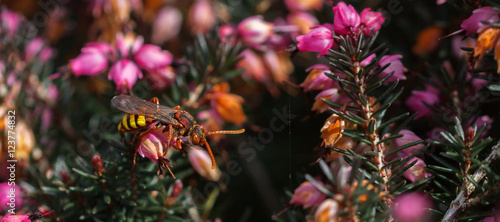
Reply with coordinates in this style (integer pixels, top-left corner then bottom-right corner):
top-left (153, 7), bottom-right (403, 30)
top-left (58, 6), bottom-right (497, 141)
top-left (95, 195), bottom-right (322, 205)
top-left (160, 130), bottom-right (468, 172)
top-left (111, 95), bottom-right (179, 125)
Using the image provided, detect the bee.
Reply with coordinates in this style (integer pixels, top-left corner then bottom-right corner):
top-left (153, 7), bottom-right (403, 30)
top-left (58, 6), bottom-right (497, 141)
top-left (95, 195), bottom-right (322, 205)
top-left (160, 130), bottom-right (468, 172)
top-left (111, 95), bottom-right (245, 170)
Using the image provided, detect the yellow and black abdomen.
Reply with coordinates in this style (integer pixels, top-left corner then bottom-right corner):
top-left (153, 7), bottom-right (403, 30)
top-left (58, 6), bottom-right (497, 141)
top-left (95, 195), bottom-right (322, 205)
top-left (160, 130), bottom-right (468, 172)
top-left (118, 114), bottom-right (154, 133)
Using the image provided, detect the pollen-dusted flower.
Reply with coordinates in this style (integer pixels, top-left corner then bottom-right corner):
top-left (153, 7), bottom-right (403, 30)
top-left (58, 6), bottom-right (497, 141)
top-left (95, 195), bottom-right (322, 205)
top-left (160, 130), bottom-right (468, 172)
top-left (311, 88), bottom-right (340, 113)
top-left (133, 45), bottom-right (173, 70)
top-left (314, 199), bottom-right (339, 222)
top-left (238, 16), bottom-right (274, 50)
top-left (151, 7), bottom-right (183, 45)
top-left (287, 12), bottom-right (319, 36)
top-left (472, 27), bottom-right (500, 69)
top-left (403, 157), bottom-right (431, 182)
top-left (290, 181), bottom-right (326, 208)
top-left (392, 192), bottom-right (432, 222)
top-left (188, 149), bottom-right (221, 181)
top-left (359, 8), bottom-right (384, 35)
top-left (378, 54), bottom-right (405, 83)
top-left (332, 2), bottom-right (360, 35)
top-left (300, 64), bottom-right (336, 92)
top-left (461, 7), bottom-right (500, 36)
top-left (405, 84), bottom-right (440, 119)
top-left (188, 0), bottom-right (217, 34)
top-left (412, 26), bottom-right (443, 56)
top-left (0, 183), bottom-right (23, 212)
top-left (284, 0), bottom-right (323, 11)
top-left (296, 25), bottom-right (334, 57)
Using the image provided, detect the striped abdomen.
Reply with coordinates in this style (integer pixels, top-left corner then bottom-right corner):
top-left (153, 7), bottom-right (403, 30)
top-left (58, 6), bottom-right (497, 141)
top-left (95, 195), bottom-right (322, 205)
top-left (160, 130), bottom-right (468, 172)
top-left (118, 114), bottom-right (155, 133)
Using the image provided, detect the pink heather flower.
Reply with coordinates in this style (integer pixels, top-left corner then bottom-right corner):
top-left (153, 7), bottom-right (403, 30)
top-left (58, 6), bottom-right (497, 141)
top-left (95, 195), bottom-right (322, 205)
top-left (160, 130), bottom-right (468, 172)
top-left (188, 149), bottom-right (221, 181)
top-left (287, 11), bottom-right (319, 36)
top-left (313, 88), bottom-right (340, 113)
top-left (300, 64), bottom-right (336, 92)
top-left (0, 183), bottom-right (23, 212)
top-left (69, 47), bottom-right (108, 76)
top-left (392, 192), bottom-right (432, 222)
top-left (146, 66), bottom-right (176, 91)
top-left (332, 2), bottom-right (360, 35)
top-left (296, 25), bottom-right (334, 57)
top-left (337, 163), bottom-right (352, 189)
top-left (151, 7), bottom-right (183, 44)
top-left (461, 7), bottom-right (500, 36)
top-left (108, 59), bottom-right (143, 91)
top-left (137, 131), bottom-right (169, 163)
top-left (116, 33), bottom-right (143, 58)
top-left (289, 181), bottom-right (326, 208)
top-left (0, 213), bottom-right (30, 222)
top-left (238, 16), bottom-right (274, 50)
top-left (403, 157), bottom-right (431, 182)
top-left (436, 0), bottom-right (447, 5)
top-left (378, 55), bottom-right (405, 83)
top-left (188, 0), bottom-right (217, 34)
top-left (134, 45), bottom-right (173, 70)
top-left (237, 49), bottom-right (268, 82)
top-left (360, 8), bottom-right (384, 35)
top-left (314, 199), bottom-right (339, 222)
top-left (284, 0), bottom-right (323, 11)
top-left (218, 25), bottom-right (237, 44)
top-left (24, 37), bottom-right (53, 62)
top-left (393, 130), bottom-right (424, 158)
top-left (1, 9), bottom-right (22, 37)
top-left (84, 42), bottom-right (114, 56)
top-left (406, 85), bottom-right (440, 119)
top-left (360, 54), bottom-right (376, 67)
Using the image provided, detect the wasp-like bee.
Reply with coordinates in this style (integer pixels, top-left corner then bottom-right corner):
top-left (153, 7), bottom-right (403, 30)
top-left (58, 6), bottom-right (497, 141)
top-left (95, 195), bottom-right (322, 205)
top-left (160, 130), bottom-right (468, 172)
top-left (111, 95), bottom-right (244, 170)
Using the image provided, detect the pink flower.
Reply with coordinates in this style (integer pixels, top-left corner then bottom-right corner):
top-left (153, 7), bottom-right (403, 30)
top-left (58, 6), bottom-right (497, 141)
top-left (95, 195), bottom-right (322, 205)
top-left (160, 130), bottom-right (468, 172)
top-left (238, 16), bottom-right (274, 50)
top-left (1, 9), bottom-right (22, 37)
top-left (332, 2), bottom-right (360, 35)
top-left (188, 0), bottom-right (217, 34)
top-left (188, 149), bottom-right (221, 181)
top-left (218, 25), bottom-right (237, 44)
top-left (167, 179), bottom-right (183, 199)
top-left (69, 47), bottom-right (108, 76)
top-left (467, 115), bottom-right (493, 138)
top-left (393, 130), bottom-right (424, 157)
top-left (406, 85), bottom-right (440, 119)
top-left (403, 157), bottom-right (431, 182)
top-left (237, 49), bottom-right (268, 82)
top-left (312, 88), bottom-right (340, 113)
top-left (296, 25), bottom-right (334, 57)
top-left (360, 8), bottom-right (384, 35)
top-left (137, 131), bottom-right (168, 163)
top-left (146, 66), bottom-right (176, 91)
top-left (290, 181), bottom-right (326, 208)
top-left (108, 59), bottom-right (143, 91)
top-left (461, 7), bottom-right (500, 36)
top-left (84, 42), bottom-right (114, 56)
top-left (287, 11), bottom-right (319, 36)
top-left (116, 33), bottom-right (143, 58)
top-left (0, 183), bottom-right (23, 212)
top-left (0, 213), bottom-right (30, 222)
top-left (360, 54), bottom-right (376, 67)
top-left (378, 54), bottom-right (405, 83)
top-left (284, 0), bottom-right (323, 11)
top-left (392, 192), bottom-right (432, 222)
top-left (300, 64), bottom-right (336, 92)
top-left (314, 199), bottom-right (339, 222)
top-left (151, 7), bottom-right (183, 44)
top-left (25, 37), bottom-right (53, 62)
top-left (134, 45), bottom-right (173, 70)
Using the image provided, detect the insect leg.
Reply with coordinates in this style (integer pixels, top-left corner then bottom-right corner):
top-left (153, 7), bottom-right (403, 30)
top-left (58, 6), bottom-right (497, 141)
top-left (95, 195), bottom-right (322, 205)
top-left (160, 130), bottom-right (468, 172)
top-left (162, 124), bottom-right (174, 156)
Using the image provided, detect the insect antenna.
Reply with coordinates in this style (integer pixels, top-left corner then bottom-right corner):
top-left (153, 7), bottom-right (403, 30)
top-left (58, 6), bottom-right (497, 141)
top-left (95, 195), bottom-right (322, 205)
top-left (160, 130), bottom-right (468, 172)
top-left (205, 129), bottom-right (245, 136)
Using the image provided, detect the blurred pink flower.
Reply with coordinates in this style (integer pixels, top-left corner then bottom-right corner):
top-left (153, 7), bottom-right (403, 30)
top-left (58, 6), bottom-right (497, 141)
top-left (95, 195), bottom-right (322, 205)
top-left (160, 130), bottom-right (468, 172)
top-left (392, 192), bottom-right (432, 222)
top-left (146, 66), bottom-right (176, 91)
top-left (116, 33), bottom-right (143, 58)
top-left (406, 85), bottom-right (440, 119)
top-left (188, 0), bottom-right (217, 34)
top-left (290, 181), bottom-right (326, 208)
top-left (69, 47), bottom-right (108, 76)
top-left (360, 54), bottom-right (376, 67)
top-left (461, 7), bottom-right (500, 36)
top-left (296, 25), bottom-right (334, 57)
top-left (188, 149), bottom-right (221, 181)
top-left (300, 64), bottom-right (336, 92)
top-left (312, 88), bottom-right (340, 113)
top-left (151, 7), bottom-right (183, 44)
top-left (108, 59), bottom-right (143, 91)
top-left (238, 16), bottom-right (274, 50)
top-left (284, 0), bottom-right (323, 11)
top-left (403, 157), bottom-right (431, 182)
top-left (287, 11), bottom-right (319, 37)
top-left (393, 130), bottom-right (424, 158)
top-left (0, 183), bottom-right (23, 212)
top-left (360, 8), bottom-right (384, 35)
top-left (332, 2), bottom-right (360, 35)
top-left (25, 37), bottom-right (53, 62)
top-left (378, 54), bottom-right (405, 83)
top-left (134, 45), bottom-right (173, 70)
top-left (219, 25), bottom-right (237, 44)
top-left (237, 49), bottom-right (268, 82)
top-left (467, 115), bottom-right (493, 138)
top-left (0, 213), bottom-right (30, 222)
top-left (1, 9), bottom-right (22, 37)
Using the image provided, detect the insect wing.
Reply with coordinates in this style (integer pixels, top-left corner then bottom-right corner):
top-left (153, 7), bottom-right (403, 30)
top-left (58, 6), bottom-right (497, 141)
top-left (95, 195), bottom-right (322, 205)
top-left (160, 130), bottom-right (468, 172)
top-left (111, 95), bottom-right (179, 125)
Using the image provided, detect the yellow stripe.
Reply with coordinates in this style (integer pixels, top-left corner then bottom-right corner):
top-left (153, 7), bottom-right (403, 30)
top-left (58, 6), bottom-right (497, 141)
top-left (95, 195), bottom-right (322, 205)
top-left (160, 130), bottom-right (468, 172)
top-left (137, 115), bottom-right (146, 127)
top-left (129, 115), bottom-right (137, 129)
top-left (118, 123), bottom-right (122, 131)
top-left (121, 116), bottom-right (130, 130)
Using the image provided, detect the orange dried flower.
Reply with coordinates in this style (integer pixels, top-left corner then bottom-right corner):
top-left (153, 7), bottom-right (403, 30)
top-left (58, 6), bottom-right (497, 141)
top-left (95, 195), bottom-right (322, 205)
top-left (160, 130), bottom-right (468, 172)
top-left (209, 82), bottom-right (247, 126)
top-left (412, 26), bottom-right (443, 56)
top-left (321, 114), bottom-right (345, 147)
top-left (472, 27), bottom-right (500, 68)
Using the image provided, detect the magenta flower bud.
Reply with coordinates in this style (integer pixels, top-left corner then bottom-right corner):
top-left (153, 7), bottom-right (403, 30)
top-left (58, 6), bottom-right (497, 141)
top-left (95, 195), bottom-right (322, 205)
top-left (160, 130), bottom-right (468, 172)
top-left (284, 0), bottom-right (323, 11)
top-left (392, 192), bottom-right (432, 222)
top-left (137, 131), bottom-right (168, 163)
top-left (0, 183), bottom-right (23, 212)
top-left (405, 85), bottom-right (440, 119)
top-left (188, 0), bottom-right (217, 34)
top-left (290, 181), bottom-right (326, 208)
top-left (108, 59), bottom-right (143, 91)
top-left (332, 2), bottom-right (360, 35)
top-left (238, 16), bottom-right (274, 50)
top-left (116, 33), bottom-right (143, 58)
top-left (378, 54), bottom-right (405, 83)
top-left (461, 7), bottom-right (500, 36)
top-left (360, 8), bottom-right (384, 36)
top-left (287, 12), bottom-right (319, 36)
top-left (403, 157), bottom-right (431, 182)
top-left (1, 9), bottom-right (22, 37)
top-left (296, 25), bottom-right (334, 57)
top-left (300, 64), bottom-right (336, 92)
top-left (134, 45), bottom-right (173, 70)
top-left (151, 7), bottom-right (183, 45)
top-left (167, 179), bottom-right (183, 199)
top-left (393, 130), bottom-right (424, 157)
top-left (188, 149), bottom-right (221, 181)
top-left (70, 47), bottom-right (108, 76)
top-left (314, 199), bottom-right (339, 222)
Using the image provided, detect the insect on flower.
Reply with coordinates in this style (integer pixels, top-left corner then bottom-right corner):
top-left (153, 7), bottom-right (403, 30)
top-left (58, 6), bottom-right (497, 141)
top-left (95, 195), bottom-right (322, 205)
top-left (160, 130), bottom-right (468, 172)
top-left (111, 95), bottom-right (245, 172)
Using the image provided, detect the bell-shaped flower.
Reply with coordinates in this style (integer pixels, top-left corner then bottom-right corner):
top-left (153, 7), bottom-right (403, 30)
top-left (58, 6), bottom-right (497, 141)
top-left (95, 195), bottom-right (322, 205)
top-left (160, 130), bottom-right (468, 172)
top-left (70, 47), bottom-right (108, 76)
top-left (332, 2), bottom-right (360, 35)
top-left (287, 12), bottom-right (319, 36)
top-left (360, 8), bottom-right (384, 35)
top-left (296, 25), bottom-right (334, 57)
top-left (461, 7), bottom-right (500, 36)
top-left (188, 0), bottom-right (217, 34)
top-left (238, 16), bottom-right (274, 50)
top-left (116, 33), bottom-right (143, 58)
top-left (134, 45), bottom-right (173, 70)
top-left (392, 192), bottom-right (433, 222)
top-left (151, 7), bottom-right (183, 44)
top-left (312, 88), bottom-right (340, 113)
top-left (403, 157), bottom-right (431, 182)
top-left (290, 181), bottom-right (326, 208)
top-left (300, 64), bottom-right (336, 92)
top-left (188, 149), bottom-right (221, 181)
top-left (25, 37), bottom-right (53, 62)
top-left (108, 59), bottom-right (143, 91)
top-left (393, 130), bottom-right (424, 158)
top-left (136, 131), bottom-right (169, 163)
top-left (405, 85), bottom-right (440, 119)
top-left (378, 54), bottom-right (405, 83)
top-left (1, 9), bottom-right (22, 37)
top-left (314, 199), bottom-right (339, 222)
